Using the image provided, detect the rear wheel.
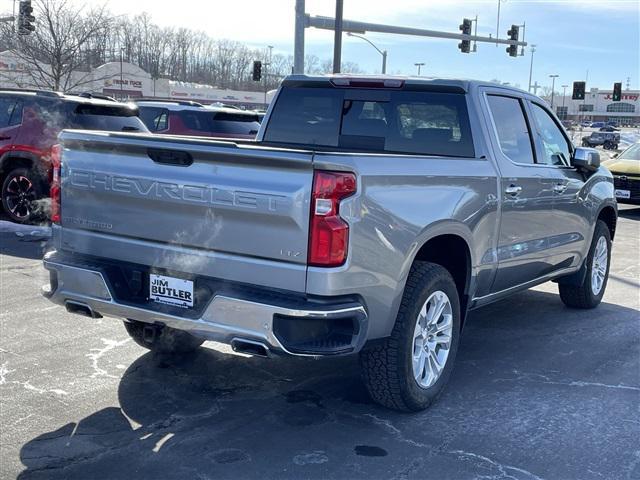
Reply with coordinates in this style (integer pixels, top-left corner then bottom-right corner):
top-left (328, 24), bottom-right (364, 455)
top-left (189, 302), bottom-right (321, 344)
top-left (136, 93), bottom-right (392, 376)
top-left (1, 167), bottom-right (44, 223)
top-left (360, 262), bottom-right (461, 411)
top-left (559, 220), bottom-right (611, 309)
top-left (124, 320), bottom-right (204, 354)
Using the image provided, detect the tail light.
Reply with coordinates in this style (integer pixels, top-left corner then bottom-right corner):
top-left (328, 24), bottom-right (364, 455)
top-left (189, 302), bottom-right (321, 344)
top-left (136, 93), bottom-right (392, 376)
top-left (309, 170), bottom-right (356, 267)
top-left (50, 144), bottom-right (62, 224)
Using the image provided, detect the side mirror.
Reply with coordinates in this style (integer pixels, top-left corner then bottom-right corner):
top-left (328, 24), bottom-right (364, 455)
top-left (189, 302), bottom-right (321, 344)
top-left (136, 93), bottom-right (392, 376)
top-left (571, 147), bottom-right (600, 172)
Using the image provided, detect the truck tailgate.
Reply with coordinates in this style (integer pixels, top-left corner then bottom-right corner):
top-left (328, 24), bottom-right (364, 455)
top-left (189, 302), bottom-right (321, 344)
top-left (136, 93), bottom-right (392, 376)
top-left (58, 131), bottom-right (313, 291)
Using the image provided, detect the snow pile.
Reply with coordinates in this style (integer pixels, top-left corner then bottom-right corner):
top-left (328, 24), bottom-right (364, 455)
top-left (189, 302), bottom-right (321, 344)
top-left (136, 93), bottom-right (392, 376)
top-left (619, 130), bottom-right (640, 149)
top-left (0, 220), bottom-right (51, 240)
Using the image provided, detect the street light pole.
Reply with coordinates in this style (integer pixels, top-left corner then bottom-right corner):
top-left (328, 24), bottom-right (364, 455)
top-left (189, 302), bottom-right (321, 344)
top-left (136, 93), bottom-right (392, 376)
top-left (414, 62), bottom-right (425, 76)
top-left (264, 45), bottom-right (273, 107)
top-left (496, 0), bottom-right (507, 46)
top-left (346, 32), bottom-right (387, 74)
top-left (561, 84), bottom-right (568, 120)
top-left (549, 74), bottom-right (559, 110)
top-left (528, 44), bottom-right (536, 92)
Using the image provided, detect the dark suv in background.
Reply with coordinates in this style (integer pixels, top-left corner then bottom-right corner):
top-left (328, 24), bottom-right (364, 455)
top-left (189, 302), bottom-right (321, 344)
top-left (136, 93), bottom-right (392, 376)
top-left (0, 89), bottom-right (147, 223)
top-left (135, 99), bottom-right (260, 139)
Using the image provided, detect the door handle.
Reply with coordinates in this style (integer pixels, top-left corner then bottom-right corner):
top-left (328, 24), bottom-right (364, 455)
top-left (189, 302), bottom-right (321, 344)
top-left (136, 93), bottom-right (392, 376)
top-left (505, 185), bottom-right (522, 196)
top-left (553, 183), bottom-right (568, 194)
top-left (0, 135), bottom-right (11, 140)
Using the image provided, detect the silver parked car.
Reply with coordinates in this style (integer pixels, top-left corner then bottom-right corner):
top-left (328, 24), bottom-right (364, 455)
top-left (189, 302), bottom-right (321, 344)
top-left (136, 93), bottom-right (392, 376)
top-left (43, 76), bottom-right (617, 411)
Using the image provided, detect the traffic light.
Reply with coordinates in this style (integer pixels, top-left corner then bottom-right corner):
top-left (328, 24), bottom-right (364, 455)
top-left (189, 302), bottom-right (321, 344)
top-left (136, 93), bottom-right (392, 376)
top-left (17, 0), bottom-right (35, 36)
top-left (612, 82), bottom-right (622, 101)
top-left (572, 81), bottom-right (586, 100)
top-left (458, 18), bottom-right (472, 54)
top-left (506, 25), bottom-right (519, 57)
top-left (252, 61), bottom-right (262, 82)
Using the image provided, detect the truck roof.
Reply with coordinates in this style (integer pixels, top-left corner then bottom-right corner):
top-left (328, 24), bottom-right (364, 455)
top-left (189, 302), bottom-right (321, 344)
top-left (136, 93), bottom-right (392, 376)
top-left (281, 74), bottom-right (531, 96)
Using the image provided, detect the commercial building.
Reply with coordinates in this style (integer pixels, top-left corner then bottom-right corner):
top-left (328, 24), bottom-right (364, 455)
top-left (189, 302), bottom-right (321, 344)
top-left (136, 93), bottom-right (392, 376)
top-left (553, 87), bottom-right (639, 126)
top-left (0, 50), bottom-right (275, 109)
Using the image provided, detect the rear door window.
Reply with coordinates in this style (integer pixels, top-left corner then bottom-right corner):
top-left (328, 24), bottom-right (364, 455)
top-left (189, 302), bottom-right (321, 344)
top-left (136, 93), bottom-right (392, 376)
top-left (264, 86), bottom-right (474, 157)
top-left (179, 111), bottom-right (213, 133)
top-left (486, 95), bottom-right (535, 164)
top-left (211, 112), bottom-right (260, 136)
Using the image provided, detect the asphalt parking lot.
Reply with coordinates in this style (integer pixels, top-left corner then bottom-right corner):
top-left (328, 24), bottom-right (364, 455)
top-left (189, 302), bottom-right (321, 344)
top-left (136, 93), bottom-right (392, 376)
top-left (1, 206), bottom-right (639, 480)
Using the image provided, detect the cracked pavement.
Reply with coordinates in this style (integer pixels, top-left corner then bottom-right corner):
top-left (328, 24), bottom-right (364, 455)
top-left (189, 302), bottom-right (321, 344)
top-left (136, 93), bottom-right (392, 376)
top-left (1, 207), bottom-right (639, 480)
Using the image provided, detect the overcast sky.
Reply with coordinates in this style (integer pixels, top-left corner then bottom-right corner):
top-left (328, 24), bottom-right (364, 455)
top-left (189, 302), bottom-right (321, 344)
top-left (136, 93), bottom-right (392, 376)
top-left (68, 0), bottom-right (639, 91)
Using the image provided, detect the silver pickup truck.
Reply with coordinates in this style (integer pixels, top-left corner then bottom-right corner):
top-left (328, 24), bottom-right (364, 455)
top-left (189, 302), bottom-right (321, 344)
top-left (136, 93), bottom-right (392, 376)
top-left (43, 76), bottom-right (617, 411)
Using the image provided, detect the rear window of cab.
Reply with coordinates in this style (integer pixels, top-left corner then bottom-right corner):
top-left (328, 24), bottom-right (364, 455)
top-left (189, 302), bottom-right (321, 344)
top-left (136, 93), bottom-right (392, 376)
top-left (263, 86), bottom-right (475, 157)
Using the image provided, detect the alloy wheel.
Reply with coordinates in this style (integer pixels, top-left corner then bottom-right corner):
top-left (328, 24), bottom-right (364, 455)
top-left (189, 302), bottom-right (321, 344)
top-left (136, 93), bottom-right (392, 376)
top-left (412, 290), bottom-right (453, 389)
top-left (4, 175), bottom-right (35, 220)
top-left (591, 236), bottom-right (608, 296)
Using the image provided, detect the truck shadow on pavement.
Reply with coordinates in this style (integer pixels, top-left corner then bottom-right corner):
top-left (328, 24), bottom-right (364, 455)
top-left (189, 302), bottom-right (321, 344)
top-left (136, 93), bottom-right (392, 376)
top-left (17, 289), bottom-right (640, 479)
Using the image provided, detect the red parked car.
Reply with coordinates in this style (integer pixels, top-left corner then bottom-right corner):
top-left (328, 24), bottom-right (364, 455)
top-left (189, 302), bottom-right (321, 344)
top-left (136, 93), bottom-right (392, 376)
top-left (0, 89), bottom-right (147, 223)
top-left (135, 100), bottom-right (261, 139)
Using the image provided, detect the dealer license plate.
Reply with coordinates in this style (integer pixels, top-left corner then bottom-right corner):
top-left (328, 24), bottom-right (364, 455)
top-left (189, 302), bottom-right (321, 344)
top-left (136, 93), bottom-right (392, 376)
top-left (149, 274), bottom-right (194, 309)
top-left (615, 189), bottom-right (631, 199)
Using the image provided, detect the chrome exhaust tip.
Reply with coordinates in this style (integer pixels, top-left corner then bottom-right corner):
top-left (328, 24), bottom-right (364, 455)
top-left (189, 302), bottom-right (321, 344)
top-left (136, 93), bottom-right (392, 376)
top-left (65, 301), bottom-right (102, 319)
top-left (230, 338), bottom-right (270, 357)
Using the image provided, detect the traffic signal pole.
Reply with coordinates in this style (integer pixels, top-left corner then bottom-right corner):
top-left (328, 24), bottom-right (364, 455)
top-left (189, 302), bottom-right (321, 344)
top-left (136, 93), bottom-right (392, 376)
top-left (332, 0), bottom-right (343, 73)
top-left (293, 0), bottom-right (527, 74)
top-left (307, 15), bottom-right (527, 47)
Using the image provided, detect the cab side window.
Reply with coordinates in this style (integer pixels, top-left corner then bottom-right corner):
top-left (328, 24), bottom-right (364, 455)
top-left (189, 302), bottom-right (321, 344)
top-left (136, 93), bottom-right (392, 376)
top-left (486, 95), bottom-right (535, 164)
top-left (530, 103), bottom-right (572, 166)
top-left (9, 100), bottom-right (23, 126)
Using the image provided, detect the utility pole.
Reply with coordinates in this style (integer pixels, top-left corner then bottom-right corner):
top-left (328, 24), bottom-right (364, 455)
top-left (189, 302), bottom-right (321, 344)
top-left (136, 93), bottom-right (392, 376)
top-left (549, 74), bottom-right (559, 110)
top-left (294, 0), bottom-right (305, 74)
top-left (528, 44), bottom-right (536, 92)
top-left (332, 0), bottom-right (344, 73)
top-left (414, 62), bottom-right (425, 76)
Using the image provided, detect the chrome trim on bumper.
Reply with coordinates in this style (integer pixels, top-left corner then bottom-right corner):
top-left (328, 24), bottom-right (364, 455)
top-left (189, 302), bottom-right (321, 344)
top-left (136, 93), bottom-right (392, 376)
top-left (43, 258), bottom-right (367, 356)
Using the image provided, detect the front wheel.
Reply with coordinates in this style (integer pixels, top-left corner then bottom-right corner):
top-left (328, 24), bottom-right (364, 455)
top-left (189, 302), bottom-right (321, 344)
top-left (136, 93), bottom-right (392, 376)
top-left (360, 262), bottom-right (461, 411)
top-left (124, 320), bottom-right (204, 354)
top-left (559, 220), bottom-right (611, 309)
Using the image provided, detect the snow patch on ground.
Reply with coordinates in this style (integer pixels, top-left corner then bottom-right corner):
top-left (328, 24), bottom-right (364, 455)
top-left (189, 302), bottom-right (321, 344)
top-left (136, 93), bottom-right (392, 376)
top-left (0, 220), bottom-right (51, 239)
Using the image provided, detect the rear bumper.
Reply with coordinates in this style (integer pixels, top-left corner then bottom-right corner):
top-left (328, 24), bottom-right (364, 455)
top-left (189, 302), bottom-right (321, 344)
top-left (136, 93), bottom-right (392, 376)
top-left (42, 252), bottom-right (368, 357)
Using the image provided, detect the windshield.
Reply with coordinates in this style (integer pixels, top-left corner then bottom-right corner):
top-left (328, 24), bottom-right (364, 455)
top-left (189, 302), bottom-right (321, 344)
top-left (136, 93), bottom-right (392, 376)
top-left (264, 86), bottom-right (475, 157)
top-left (618, 143), bottom-right (640, 161)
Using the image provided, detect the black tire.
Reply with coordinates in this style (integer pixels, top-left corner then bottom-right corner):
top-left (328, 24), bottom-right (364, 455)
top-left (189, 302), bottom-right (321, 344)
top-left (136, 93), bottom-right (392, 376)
top-left (1, 167), bottom-right (45, 223)
top-left (359, 262), bottom-right (461, 412)
top-left (559, 220), bottom-right (611, 309)
top-left (124, 320), bottom-right (204, 354)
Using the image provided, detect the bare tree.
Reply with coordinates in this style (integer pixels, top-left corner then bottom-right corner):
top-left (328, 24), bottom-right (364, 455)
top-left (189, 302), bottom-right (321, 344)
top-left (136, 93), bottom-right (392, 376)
top-left (0, 0), bottom-right (365, 93)
top-left (3, 0), bottom-right (113, 91)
